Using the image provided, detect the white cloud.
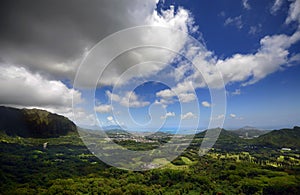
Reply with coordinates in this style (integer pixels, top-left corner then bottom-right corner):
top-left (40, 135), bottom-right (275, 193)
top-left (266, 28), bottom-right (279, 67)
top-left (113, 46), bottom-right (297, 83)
top-left (242, 0), bottom-right (251, 10)
top-left (0, 64), bottom-right (100, 126)
top-left (173, 81), bottom-right (195, 94)
top-left (231, 89), bottom-right (241, 96)
top-left (156, 81), bottom-right (196, 104)
top-left (230, 113), bottom-right (236, 118)
top-left (286, 0), bottom-right (300, 24)
top-left (270, 0), bottom-right (284, 15)
top-left (120, 92), bottom-right (150, 108)
top-left (95, 104), bottom-right (112, 113)
top-left (106, 91), bottom-right (121, 102)
top-left (107, 116), bottom-right (114, 122)
top-left (0, 0), bottom-right (160, 81)
top-left (201, 101), bottom-right (211, 107)
top-left (229, 113), bottom-right (243, 120)
top-left (178, 93), bottom-right (196, 102)
top-left (147, 5), bottom-right (197, 33)
top-left (154, 17), bottom-right (300, 102)
top-left (181, 112), bottom-right (196, 120)
top-left (156, 89), bottom-right (176, 99)
top-left (2, 2), bottom-right (197, 90)
top-left (106, 90), bottom-right (150, 108)
top-left (224, 15), bottom-right (243, 29)
top-left (215, 31), bottom-right (300, 87)
top-left (154, 99), bottom-right (170, 107)
top-left (2, 0), bottom-right (300, 131)
top-left (179, 30), bottom-right (297, 89)
top-left (106, 115), bottom-right (118, 125)
top-left (161, 112), bottom-right (175, 119)
top-left (171, 61), bottom-right (193, 82)
top-left (0, 64), bottom-right (82, 108)
top-left (79, 5), bottom-right (198, 88)
top-left (154, 3), bottom-right (300, 95)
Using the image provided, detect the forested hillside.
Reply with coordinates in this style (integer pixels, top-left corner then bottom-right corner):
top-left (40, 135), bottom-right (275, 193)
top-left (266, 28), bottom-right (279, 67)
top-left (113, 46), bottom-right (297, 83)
top-left (0, 106), bottom-right (76, 138)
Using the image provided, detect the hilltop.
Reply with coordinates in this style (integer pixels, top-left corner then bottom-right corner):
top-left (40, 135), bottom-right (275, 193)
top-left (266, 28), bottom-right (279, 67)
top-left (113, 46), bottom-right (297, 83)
top-left (253, 126), bottom-right (300, 149)
top-left (0, 106), bottom-right (76, 138)
top-left (229, 126), bottom-right (271, 139)
top-left (193, 127), bottom-right (300, 150)
top-left (0, 106), bottom-right (299, 150)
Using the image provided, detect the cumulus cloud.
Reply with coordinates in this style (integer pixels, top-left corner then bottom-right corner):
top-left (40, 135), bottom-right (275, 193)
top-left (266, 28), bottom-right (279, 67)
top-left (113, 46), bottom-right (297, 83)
top-left (156, 25), bottom-right (300, 95)
top-left (153, 99), bottom-right (174, 109)
top-left (154, 13), bottom-right (300, 105)
top-left (2, 0), bottom-right (299, 93)
top-left (161, 112), bottom-right (175, 119)
top-left (201, 101), bottom-right (211, 107)
top-left (0, 0), bottom-right (160, 80)
top-left (230, 113), bottom-right (236, 118)
top-left (156, 89), bottom-right (176, 99)
top-left (181, 29), bottom-right (300, 89)
top-left (224, 15), bottom-right (243, 29)
top-left (120, 92), bottom-right (150, 108)
top-left (106, 91), bottom-right (121, 102)
top-left (95, 104), bottom-right (112, 113)
top-left (156, 81), bottom-right (196, 105)
top-left (171, 61), bottom-right (193, 82)
top-left (1, 0), bottom-right (198, 90)
top-left (1, 0), bottom-right (300, 129)
top-left (75, 5), bottom-right (197, 88)
top-left (0, 0), bottom-right (197, 87)
top-left (152, 0), bottom-right (300, 112)
top-left (181, 112), bottom-right (196, 120)
top-left (106, 90), bottom-right (150, 108)
top-left (218, 31), bottom-right (300, 86)
top-left (107, 116), bottom-right (114, 122)
top-left (0, 63), bottom-right (99, 126)
top-left (0, 64), bottom-right (82, 107)
top-left (229, 113), bottom-right (243, 120)
top-left (1, 0), bottom-right (177, 126)
top-left (178, 93), bottom-right (197, 103)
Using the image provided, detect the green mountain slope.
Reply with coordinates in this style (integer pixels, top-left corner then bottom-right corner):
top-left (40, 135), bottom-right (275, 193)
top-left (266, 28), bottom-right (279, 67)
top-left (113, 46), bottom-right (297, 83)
top-left (253, 126), bottom-right (300, 149)
top-left (193, 127), bottom-right (300, 151)
top-left (0, 106), bottom-right (76, 138)
top-left (229, 126), bottom-right (270, 138)
top-left (192, 128), bottom-right (247, 151)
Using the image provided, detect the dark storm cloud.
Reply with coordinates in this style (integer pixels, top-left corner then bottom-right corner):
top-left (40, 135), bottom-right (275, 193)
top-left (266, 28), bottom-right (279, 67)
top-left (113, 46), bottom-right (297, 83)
top-left (0, 0), bottom-right (157, 79)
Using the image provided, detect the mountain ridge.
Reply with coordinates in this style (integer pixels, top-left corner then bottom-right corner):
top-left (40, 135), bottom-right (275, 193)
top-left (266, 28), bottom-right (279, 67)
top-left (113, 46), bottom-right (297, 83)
top-left (0, 106), bottom-right (76, 138)
top-left (229, 126), bottom-right (271, 138)
top-left (252, 126), bottom-right (300, 149)
top-left (0, 106), bottom-right (299, 149)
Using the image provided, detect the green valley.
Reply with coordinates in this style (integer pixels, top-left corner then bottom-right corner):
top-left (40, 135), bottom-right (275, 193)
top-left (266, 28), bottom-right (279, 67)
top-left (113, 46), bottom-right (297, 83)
top-left (0, 107), bottom-right (300, 194)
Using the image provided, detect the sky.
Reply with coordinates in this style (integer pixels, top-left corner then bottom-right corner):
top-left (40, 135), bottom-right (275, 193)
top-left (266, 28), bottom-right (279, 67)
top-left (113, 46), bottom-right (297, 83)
top-left (0, 0), bottom-right (300, 131)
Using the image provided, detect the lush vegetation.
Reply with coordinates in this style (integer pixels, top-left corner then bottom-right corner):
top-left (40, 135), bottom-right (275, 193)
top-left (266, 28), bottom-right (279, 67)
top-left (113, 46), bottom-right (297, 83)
top-left (1, 131), bottom-right (300, 194)
top-left (1, 107), bottom-right (300, 194)
top-left (228, 126), bottom-right (270, 138)
top-left (0, 106), bottom-right (76, 138)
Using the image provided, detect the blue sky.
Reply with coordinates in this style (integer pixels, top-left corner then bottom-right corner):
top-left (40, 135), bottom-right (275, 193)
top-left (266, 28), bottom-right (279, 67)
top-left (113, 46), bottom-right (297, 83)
top-left (1, 0), bottom-right (299, 131)
top-left (93, 0), bottom-right (300, 131)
